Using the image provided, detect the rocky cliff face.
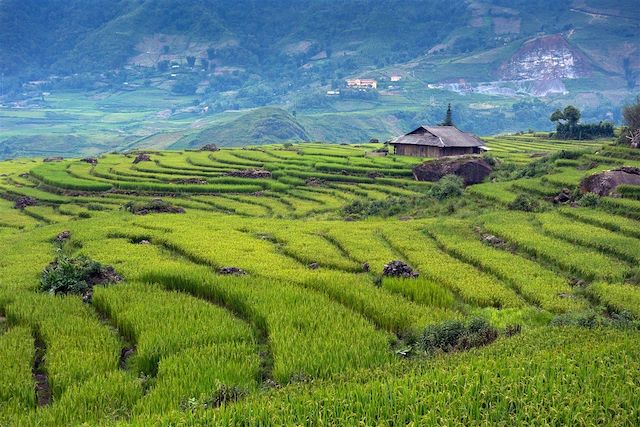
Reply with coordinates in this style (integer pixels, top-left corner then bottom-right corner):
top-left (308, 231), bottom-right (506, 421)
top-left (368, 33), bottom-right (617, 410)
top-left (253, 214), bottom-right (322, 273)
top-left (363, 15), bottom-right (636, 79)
top-left (499, 34), bottom-right (592, 81)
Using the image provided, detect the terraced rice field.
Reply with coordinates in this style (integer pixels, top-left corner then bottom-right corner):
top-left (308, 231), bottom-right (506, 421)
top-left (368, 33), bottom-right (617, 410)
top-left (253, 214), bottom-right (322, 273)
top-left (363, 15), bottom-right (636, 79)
top-left (0, 137), bottom-right (639, 425)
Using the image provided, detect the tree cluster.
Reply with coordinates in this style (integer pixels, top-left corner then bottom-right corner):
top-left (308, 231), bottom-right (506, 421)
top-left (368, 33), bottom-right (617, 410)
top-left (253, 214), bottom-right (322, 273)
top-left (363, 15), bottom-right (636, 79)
top-left (550, 105), bottom-right (614, 140)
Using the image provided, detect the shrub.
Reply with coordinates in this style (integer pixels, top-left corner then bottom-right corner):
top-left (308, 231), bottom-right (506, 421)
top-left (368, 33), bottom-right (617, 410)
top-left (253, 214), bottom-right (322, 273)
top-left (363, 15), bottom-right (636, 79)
top-left (507, 194), bottom-right (540, 212)
top-left (419, 317), bottom-right (498, 355)
top-left (482, 153), bottom-right (497, 167)
top-left (341, 197), bottom-right (422, 218)
top-left (551, 311), bottom-right (599, 328)
top-left (41, 253), bottom-right (122, 296)
top-left (41, 254), bottom-right (102, 295)
top-left (577, 192), bottom-right (599, 207)
top-left (428, 175), bottom-right (464, 201)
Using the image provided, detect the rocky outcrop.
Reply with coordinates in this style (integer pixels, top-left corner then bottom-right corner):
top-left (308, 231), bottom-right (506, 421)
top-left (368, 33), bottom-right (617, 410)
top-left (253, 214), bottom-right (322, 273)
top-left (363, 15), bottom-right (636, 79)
top-left (499, 34), bottom-right (592, 81)
top-left (580, 167), bottom-right (640, 196)
top-left (14, 196), bottom-right (37, 209)
top-left (382, 260), bottom-right (418, 278)
top-left (412, 156), bottom-right (492, 185)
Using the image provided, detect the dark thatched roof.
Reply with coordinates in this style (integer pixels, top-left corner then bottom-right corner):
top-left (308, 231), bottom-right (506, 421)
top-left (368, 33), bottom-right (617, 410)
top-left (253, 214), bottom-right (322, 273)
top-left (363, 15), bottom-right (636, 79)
top-left (390, 126), bottom-right (484, 148)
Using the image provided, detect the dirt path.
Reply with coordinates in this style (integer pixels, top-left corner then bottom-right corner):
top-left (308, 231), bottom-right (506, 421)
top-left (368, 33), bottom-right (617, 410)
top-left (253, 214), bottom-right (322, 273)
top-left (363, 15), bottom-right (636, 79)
top-left (33, 333), bottom-right (51, 406)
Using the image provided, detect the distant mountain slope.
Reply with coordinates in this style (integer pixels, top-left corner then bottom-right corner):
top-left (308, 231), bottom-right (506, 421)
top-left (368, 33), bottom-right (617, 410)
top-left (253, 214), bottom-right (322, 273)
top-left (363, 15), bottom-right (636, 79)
top-left (0, 0), bottom-right (638, 156)
top-left (173, 108), bottom-right (310, 148)
top-left (2, 0), bottom-right (637, 92)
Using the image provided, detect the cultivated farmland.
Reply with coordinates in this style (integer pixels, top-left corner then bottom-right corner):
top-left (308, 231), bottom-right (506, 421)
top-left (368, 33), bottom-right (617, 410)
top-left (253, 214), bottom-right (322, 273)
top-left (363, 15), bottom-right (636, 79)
top-left (0, 136), bottom-right (639, 425)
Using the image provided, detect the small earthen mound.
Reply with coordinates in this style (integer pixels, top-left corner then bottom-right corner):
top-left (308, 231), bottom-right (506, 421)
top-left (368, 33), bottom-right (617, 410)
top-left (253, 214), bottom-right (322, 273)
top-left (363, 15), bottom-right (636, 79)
top-left (224, 169), bottom-right (272, 179)
top-left (305, 178), bottom-right (325, 187)
top-left (123, 199), bottom-right (185, 215)
top-left (481, 234), bottom-right (505, 247)
top-left (132, 153), bottom-right (151, 164)
top-left (43, 157), bottom-right (63, 163)
top-left (218, 267), bottom-right (246, 275)
top-left (14, 196), bottom-right (37, 209)
top-left (172, 177), bottom-right (208, 185)
top-left (366, 171), bottom-right (384, 179)
top-left (569, 277), bottom-right (587, 288)
top-left (382, 260), bottom-right (419, 278)
top-left (580, 167), bottom-right (640, 196)
top-left (199, 143), bottom-right (220, 152)
top-left (81, 157), bottom-right (98, 165)
top-left (412, 156), bottom-right (492, 186)
top-left (91, 265), bottom-right (123, 286)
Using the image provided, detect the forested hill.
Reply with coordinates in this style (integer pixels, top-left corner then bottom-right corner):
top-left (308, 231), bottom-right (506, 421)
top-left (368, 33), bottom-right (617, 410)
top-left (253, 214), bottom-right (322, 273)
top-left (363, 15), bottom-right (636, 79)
top-left (2, 0), bottom-right (638, 91)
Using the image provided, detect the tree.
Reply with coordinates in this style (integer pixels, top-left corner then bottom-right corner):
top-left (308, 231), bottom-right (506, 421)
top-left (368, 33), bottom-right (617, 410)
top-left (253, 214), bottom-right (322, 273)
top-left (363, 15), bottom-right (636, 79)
top-left (622, 96), bottom-right (640, 131)
top-left (200, 58), bottom-right (209, 71)
top-left (186, 56), bottom-right (196, 68)
top-left (442, 103), bottom-right (453, 126)
top-left (620, 96), bottom-right (640, 146)
top-left (550, 109), bottom-right (564, 123)
top-left (172, 75), bottom-right (199, 95)
top-left (563, 105), bottom-right (581, 126)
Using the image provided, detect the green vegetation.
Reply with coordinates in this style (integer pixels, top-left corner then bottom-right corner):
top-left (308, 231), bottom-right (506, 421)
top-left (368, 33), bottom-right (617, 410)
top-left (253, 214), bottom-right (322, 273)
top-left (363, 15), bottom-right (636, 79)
top-left (0, 136), bottom-right (638, 425)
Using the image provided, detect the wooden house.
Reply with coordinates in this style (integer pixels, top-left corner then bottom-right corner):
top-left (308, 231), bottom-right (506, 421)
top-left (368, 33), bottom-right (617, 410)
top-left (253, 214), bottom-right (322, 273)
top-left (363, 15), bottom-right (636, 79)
top-left (389, 125), bottom-right (486, 157)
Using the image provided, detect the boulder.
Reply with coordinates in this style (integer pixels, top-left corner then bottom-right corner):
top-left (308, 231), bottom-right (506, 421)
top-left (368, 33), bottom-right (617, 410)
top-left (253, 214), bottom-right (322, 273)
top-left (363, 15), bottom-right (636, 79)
top-left (550, 188), bottom-right (573, 204)
top-left (580, 167), bottom-right (640, 196)
top-left (412, 156), bottom-right (492, 185)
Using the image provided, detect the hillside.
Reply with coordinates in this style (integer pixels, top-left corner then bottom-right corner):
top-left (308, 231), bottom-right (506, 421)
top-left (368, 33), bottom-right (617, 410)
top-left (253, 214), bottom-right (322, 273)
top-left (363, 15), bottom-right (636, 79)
top-left (1, 137), bottom-right (640, 424)
top-left (173, 108), bottom-right (310, 148)
top-left (0, 0), bottom-right (638, 157)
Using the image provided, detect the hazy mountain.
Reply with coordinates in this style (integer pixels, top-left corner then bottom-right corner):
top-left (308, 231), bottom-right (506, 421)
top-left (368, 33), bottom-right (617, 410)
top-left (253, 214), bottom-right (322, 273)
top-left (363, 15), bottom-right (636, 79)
top-left (0, 0), bottom-right (638, 155)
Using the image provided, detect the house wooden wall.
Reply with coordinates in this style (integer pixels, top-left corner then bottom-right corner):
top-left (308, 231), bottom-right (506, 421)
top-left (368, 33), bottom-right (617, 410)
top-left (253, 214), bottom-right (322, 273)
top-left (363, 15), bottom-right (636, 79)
top-left (393, 144), bottom-right (480, 157)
